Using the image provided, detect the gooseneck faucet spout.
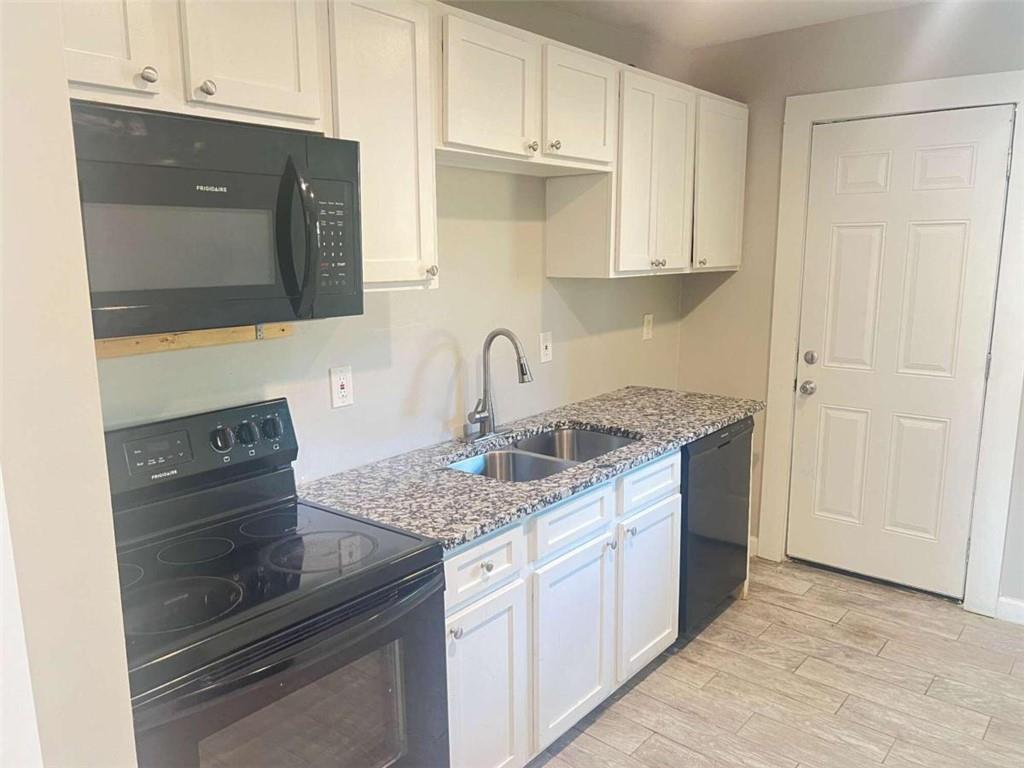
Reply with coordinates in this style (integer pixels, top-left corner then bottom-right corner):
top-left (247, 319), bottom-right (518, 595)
top-left (466, 328), bottom-right (533, 440)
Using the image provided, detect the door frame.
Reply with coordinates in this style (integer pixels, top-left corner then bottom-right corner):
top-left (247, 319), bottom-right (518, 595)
top-left (760, 71), bottom-right (1024, 617)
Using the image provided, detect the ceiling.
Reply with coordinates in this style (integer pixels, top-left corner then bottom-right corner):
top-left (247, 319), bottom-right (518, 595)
top-left (547, 0), bottom-right (919, 50)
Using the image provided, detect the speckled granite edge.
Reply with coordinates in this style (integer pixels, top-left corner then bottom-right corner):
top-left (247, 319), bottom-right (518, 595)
top-left (300, 386), bottom-right (764, 550)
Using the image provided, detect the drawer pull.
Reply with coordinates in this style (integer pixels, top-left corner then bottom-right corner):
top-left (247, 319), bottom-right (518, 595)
top-left (480, 560), bottom-right (495, 573)
top-left (449, 626), bottom-right (464, 640)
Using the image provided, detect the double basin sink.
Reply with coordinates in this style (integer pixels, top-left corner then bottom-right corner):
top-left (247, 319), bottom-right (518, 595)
top-left (448, 428), bottom-right (637, 482)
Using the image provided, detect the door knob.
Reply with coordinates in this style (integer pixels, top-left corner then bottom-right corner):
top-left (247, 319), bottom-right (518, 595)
top-left (698, 258), bottom-right (708, 267)
top-left (139, 65), bottom-right (159, 84)
top-left (526, 140), bottom-right (539, 152)
top-left (426, 264), bottom-right (439, 277)
top-left (199, 79), bottom-right (217, 96)
top-left (799, 380), bottom-right (817, 396)
top-left (804, 350), bottom-right (819, 365)
top-left (549, 139), bottom-right (562, 150)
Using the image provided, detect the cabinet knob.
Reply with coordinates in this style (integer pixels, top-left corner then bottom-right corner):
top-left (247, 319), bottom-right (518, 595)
top-left (698, 258), bottom-right (708, 267)
top-left (549, 139), bottom-right (562, 151)
top-left (199, 79), bottom-right (218, 96)
top-left (480, 560), bottom-right (495, 573)
top-left (527, 140), bottom-right (540, 153)
top-left (449, 626), bottom-right (464, 640)
top-left (606, 540), bottom-right (617, 551)
top-left (139, 66), bottom-right (159, 84)
top-left (426, 264), bottom-right (439, 277)
top-left (628, 526), bottom-right (639, 537)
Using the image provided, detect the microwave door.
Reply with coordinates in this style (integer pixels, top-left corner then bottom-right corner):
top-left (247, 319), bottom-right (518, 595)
top-left (274, 156), bottom-right (319, 320)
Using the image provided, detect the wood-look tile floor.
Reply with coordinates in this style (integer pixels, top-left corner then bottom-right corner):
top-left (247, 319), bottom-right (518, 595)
top-left (530, 558), bottom-right (1024, 768)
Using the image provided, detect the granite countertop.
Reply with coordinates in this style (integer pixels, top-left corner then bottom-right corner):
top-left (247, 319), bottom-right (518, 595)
top-left (300, 386), bottom-right (764, 551)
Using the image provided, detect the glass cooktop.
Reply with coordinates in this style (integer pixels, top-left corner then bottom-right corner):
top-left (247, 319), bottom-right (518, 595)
top-left (116, 501), bottom-right (423, 669)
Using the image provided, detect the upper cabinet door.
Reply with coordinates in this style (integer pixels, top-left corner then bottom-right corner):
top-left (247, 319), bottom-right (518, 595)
top-left (443, 15), bottom-right (541, 157)
top-left (179, 0), bottom-right (321, 120)
top-left (693, 96), bottom-right (748, 271)
top-left (331, 0), bottom-right (436, 286)
top-left (542, 46), bottom-right (618, 163)
top-left (654, 84), bottom-right (696, 271)
top-left (61, 0), bottom-right (162, 94)
top-left (616, 71), bottom-right (658, 272)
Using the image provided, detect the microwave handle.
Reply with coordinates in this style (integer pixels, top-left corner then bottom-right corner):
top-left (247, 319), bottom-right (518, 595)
top-left (275, 156), bottom-right (319, 319)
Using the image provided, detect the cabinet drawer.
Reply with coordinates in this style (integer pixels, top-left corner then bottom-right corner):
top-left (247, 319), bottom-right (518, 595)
top-left (617, 452), bottom-right (681, 516)
top-left (529, 485), bottom-right (613, 561)
top-left (444, 526), bottom-right (526, 613)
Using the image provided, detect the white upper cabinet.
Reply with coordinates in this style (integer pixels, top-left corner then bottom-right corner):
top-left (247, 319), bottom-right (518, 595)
top-left (60, 0), bottom-right (162, 94)
top-left (443, 15), bottom-right (541, 157)
top-left (331, 0), bottom-right (437, 286)
top-left (693, 96), bottom-right (748, 271)
top-left (616, 71), bottom-right (695, 273)
top-left (179, 0), bottom-right (321, 119)
top-left (542, 46), bottom-right (618, 164)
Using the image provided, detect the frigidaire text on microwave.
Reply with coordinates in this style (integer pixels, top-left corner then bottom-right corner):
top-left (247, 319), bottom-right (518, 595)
top-left (70, 101), bottom-right (363, 339)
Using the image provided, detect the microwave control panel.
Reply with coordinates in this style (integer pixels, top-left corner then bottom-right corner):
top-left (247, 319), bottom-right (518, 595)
top-left (314, 180), bottom-right (357, 295)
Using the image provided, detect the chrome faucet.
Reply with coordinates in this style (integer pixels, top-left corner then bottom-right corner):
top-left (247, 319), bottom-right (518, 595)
top-left (465, 328), bottom-right (533, 440)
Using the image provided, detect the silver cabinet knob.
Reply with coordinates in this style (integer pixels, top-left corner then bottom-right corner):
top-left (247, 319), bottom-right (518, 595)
top-left (804, 350), bottom-right (818, 365)
top-left (628, 526), bottom-right (639, 537)
top-left (527, 140), bottom-right (539, 152)
top-left (606, 540), bottom-right (617, 551)
top-left (480, 560), bottom-right (495, 573)
top-left (549, 139), bottom-right (562, 150)
top-left (698, 258), bottom-right (708, 267)
top-left (140, 66), bottom-right (159, 84)
top-left (199, 79), bottom-right (217, 96)
top-left (799, 380), bottom-right (817, 396)
top-left (660, 260), bottom-right (668, 267)
top-left (426, 264), bottom-right (439, 277)
top-left (449, 626), bottom-right (464, 640)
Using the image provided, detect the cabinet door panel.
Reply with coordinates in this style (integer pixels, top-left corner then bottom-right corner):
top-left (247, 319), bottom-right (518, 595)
top-left (61, 0), bottom-right (161, 93)
top-left (617, 494), bottom-right (681, 682)
top-left (616, 71), bottom-right (657, 272)
top-left (543, 46), bottom-right (617, 163)
top-left (446, 579), bottom-right (528, 768)
top-left (694, 96), bottom-right (748, 270)
top-left (180, 0), bottom-right (320, 119)
top-left (654, 85), bottom-right (695, 270)
top-left (443, 15), bottom-right (541, 157)
top-left (533, 533), bottom-right (615, 752)
top-left (331, 0), bottom-right (436, 285)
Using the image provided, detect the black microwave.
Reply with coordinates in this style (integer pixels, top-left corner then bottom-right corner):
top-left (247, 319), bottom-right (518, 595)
top-left (70, 102), bottom-right (363, 339)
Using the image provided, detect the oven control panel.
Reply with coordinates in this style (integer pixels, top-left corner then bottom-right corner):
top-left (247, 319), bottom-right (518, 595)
top-left (106, 398), bottom-right (298, 499)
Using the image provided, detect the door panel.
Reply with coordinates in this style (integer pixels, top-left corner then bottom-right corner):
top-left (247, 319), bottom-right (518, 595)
top-left (61, 0), bottom-right (162, 93)
top-left (543, 46), bottom-right (617, 163)
top-left (788, 105), bottom-right (1014, 597)
top-left (654, 87), bottom-right (695, 270)
top-left (616, 71), bottom-right (657, 271)
top-left (693, 96), bottom-right (748, 271)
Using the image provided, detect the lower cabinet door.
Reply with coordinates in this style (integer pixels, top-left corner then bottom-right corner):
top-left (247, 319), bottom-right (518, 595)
top-left (616, 494), bottom-right (682, 682)
top-left (446, 578), bottom-right (529, 768)
top-left (533, 533), bottom-right (616, 752)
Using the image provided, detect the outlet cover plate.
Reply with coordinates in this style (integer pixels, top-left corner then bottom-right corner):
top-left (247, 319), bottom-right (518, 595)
top-left (330, 366), bottom-right (354, 408)
top-left (642, 314), bottom-right (654, 340)
top-left (540, 331), bottom-right (553, 363)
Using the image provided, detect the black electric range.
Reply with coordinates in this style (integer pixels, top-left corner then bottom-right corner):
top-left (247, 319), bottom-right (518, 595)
top-left (106, 400), bottom-right (449, 768)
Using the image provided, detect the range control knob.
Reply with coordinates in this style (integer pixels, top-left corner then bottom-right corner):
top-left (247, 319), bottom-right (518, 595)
top-left (210, 426), bottom-right (235, 453)
top-left (236, 421), bottom-right (260, 447)
top-left (261, 415), bottom-right (284, 440)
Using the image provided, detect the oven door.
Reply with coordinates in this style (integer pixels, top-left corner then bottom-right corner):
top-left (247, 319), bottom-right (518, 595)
top-left (132, 566), bottom-right (449, 768)
top-left (78, 156), bottom-right (319, 338)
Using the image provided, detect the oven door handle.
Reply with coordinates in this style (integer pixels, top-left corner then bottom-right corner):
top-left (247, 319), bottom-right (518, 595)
top-left (275, 155), bottom-right (319, 319)
top-left (188, 658), bottom-right (295, 704)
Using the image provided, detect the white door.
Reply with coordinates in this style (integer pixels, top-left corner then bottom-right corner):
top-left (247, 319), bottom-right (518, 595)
top-left (443, 15), bottom-right (541, 157)
top-left (654, 85), bottom-right (696, 271)
top-left (331, 0), bottom-right (437, 286)
top-left (446, 579), bottom-right (529, 768)
top-left (532, 533), bottom-right (615, 752)
top-left (179, 0), bottom-right (321, 120)
top-left (788, 106), bottom-right (1014, 597)
top-left (542, 45), bottom-right (618, 163)
top-left (60, 0), bottom-right (162, 94)
top-left (616, 494), bottom-right (681, 682)
top-left (693, 96), bottom-right (748, 271)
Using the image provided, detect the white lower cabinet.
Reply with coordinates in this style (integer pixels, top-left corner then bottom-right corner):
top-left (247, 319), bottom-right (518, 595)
top-left (532, 532), bottom-right (616, 751)
top-left (446, 578), bottom-right (529, 768)
top-left (616, 493), bottom-right (682, 682)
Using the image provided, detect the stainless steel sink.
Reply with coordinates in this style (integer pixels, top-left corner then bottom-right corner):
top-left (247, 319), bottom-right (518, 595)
top-left (512, 428), bottom-right (636, 462)
top-left (447, 450), bottom-right (578, 482)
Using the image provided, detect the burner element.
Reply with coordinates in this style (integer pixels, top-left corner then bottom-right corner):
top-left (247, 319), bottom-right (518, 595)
top-left (267, 532), bottom-right (379, 574)
top-left (240, 511), bottom-right (310, 538)
top-left (122, 577), bottom-right (244, 635)
top-left (119, 562), bottom-right (144, 590)
top-left (157, 537), bottom-right (235, 566)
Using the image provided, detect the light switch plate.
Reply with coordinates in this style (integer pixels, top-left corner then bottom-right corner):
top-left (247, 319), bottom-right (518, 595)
top-left (642, 314), bottom-right (654, 341)
top-left (330, 366), bottom-right (354, 408)
top-left (540, 331), bottom-right (553, 363)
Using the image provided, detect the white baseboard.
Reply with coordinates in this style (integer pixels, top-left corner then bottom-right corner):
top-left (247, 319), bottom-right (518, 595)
top-left (996, 595), bottom-right (1024, 626)
top-left (749, 536), bottom-right (759, 561)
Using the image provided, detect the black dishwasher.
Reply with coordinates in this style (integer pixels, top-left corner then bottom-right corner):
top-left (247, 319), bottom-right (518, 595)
top-left (679, 417), bottom-right (754, 635)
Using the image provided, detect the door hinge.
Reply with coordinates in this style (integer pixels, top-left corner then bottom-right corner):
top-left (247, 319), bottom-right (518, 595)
top-left (985, 352), bottom-right (992, 380)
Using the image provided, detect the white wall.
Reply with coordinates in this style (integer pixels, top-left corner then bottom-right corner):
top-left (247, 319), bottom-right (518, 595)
top-left (98, 168), bottom-right (686, 483)
top-left (669, 1), bottom-right (1024, 546)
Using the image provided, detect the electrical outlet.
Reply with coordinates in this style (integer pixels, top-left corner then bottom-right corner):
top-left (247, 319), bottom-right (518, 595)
top-left (642, 314), bottom-right (654, 341)
top-left (539, 331), bottom-right (553, 363)
top-left (330, 366), bottom-right (354, 408)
